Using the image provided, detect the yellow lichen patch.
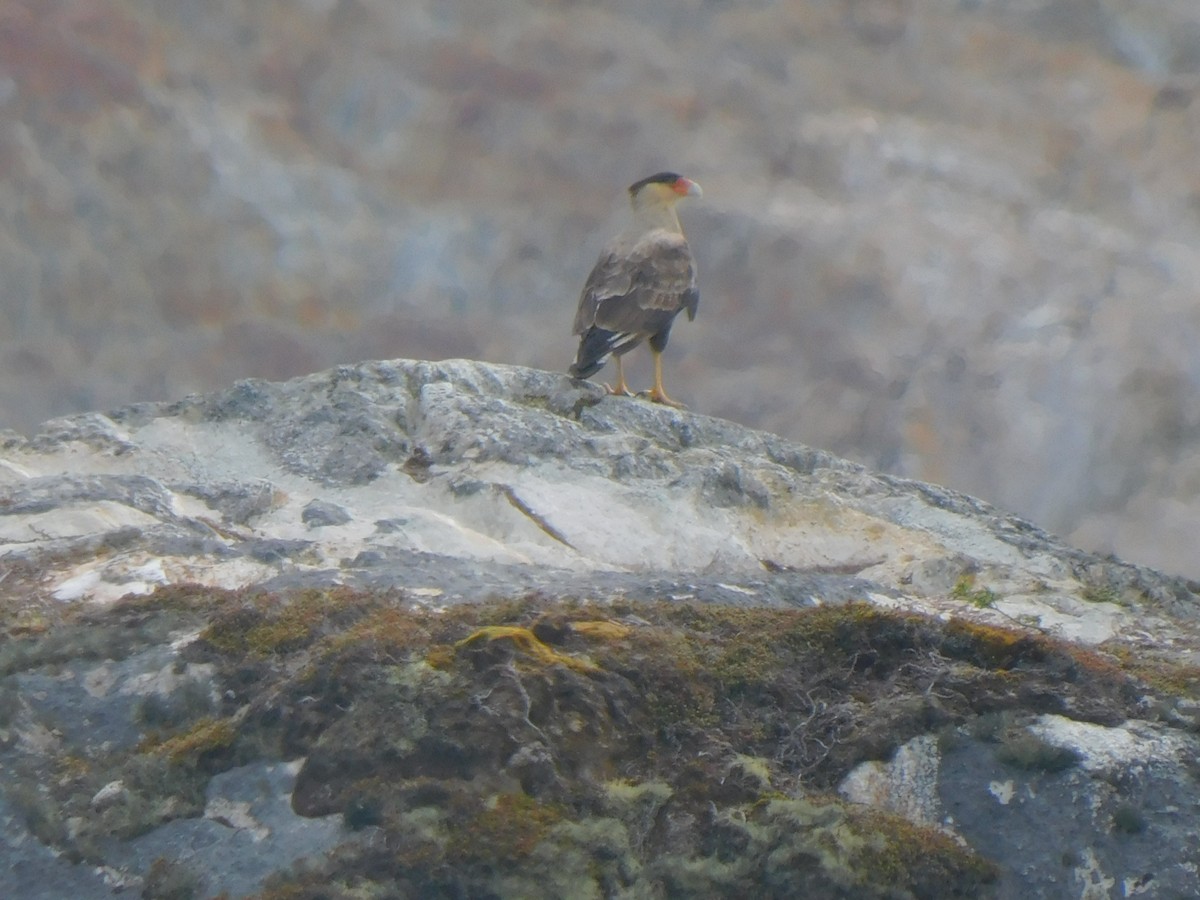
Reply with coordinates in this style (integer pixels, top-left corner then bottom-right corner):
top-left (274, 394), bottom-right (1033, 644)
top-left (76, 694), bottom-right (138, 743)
top-left (456, 625), bottom-right (599, 673)
top-left (149, 716), bottom-right (237, 765)
top-left (424, 644), bottom-right (457, 670)
top-left (603, 778), bottom-right (674, 807)
top-left (569, 620), bottom-right (633, 641)
top-left (728, 754), bottom-right (773, 790)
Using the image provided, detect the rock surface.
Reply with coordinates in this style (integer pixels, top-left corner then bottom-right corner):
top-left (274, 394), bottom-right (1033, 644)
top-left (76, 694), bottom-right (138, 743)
top-left (2, 0), bottom-right (1200, 577)
top-left (2, 358), bottom-right (1193, 636)
top-left (2, 359), bottom-right (1200, 898)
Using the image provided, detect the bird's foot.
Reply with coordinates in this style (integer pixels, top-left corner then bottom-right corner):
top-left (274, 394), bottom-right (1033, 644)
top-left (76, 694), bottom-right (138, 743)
top-left (642, 388), bottom-right (686, 409)
top-left (604, 383), bottom-right (635, 397)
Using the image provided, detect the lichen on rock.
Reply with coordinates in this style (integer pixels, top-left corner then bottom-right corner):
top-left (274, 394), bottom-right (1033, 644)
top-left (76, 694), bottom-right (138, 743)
top-left (3, 360), bottom-right (1200, 898)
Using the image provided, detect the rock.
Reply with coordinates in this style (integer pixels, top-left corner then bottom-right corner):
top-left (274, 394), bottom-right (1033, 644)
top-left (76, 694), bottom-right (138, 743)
top-left (838, 734), bottom-right (942, 826)
top-left (840, 716), bottom-right (1200, 898)
top-left (2, 1), bottom-right (1200, 580)
top-left (301, 499), bottom-right (353, 529)
top-left (1, 359), bottom-right (1189, 632)
top-left (111, 760), bottom-right (344, 899)
top-left (89, 781), bottom-right (127, 812)
top-left (0, 358), bottom-right (1198, 898)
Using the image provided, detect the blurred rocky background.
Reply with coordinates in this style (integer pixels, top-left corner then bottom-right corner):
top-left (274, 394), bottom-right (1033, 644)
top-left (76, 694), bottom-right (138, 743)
top-left (2, 0), bottom-right (1199, 577)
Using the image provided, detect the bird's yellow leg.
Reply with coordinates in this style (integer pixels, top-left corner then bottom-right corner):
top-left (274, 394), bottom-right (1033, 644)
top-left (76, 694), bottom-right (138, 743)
top-left (604, 355), bottom-right (634, 397)
top-left (646, 350), bottom-right (685, 408)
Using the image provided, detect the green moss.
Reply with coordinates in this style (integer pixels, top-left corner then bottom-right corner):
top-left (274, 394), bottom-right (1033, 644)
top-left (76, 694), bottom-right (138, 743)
top-left (1081, 585), bottom-right (1122, 605)
top-left (495, 817), bottom-right (638, 899)
top-left (846, 806), bottom-right (1000, 894)
top-left (113, 583), bottom-right (234, 616)
top-left (33, 750), bottom-right (211, 852)
top-left (328, 604), bottom-right (434, 660)
top-left (133, 678), bottom-right (216, 729)
top-left (996, 732), bottom-right (1080, 773)
top-left (952, 574), bottom-right (999, 609)
top-left (449, 793), bottom-right (565, 863)
top-left (199, 590), bottom-right (346, 656)
top-left (1105, 644), bottom-right (1200, 699)
top-left (149, 716), bottom-right (238, 766)
top-left (602, 779), bottom-right (673, 852)
top-left (7, 587), bottom-right (1155, 897)
top-left (9, 783), bottom-right (67, 847)
top-left (657, 850), bottom-right (752, 894)
top-left (0, 620), bottom-right (157, 677)
top-left (967, 711), bottom-right (1013, 743)
top-left (652, 796), bottom-right (997, 898)
top-left (728, 754), bottom-right (774, 790)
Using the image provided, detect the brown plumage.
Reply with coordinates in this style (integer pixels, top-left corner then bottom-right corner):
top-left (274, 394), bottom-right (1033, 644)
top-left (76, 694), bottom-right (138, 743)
top-left (568, 172), bottom-right (701, 408)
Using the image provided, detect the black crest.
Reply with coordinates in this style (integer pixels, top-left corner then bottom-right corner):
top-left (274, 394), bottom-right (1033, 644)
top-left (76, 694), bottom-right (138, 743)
top-left (628, 172), bottom-right (683, 195)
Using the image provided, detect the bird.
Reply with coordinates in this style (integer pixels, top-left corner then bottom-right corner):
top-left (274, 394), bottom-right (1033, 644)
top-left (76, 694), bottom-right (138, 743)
top-left (568, 172), bottom-right (702, 408)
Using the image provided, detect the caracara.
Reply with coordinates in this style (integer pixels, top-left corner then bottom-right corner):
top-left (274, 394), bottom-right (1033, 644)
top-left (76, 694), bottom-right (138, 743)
top-left (568, 172), bottom-right (702, 408)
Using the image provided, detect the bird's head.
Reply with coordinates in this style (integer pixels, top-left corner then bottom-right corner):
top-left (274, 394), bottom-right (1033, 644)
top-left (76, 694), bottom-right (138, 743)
top-left (628, 172), bottom-right (703, 207)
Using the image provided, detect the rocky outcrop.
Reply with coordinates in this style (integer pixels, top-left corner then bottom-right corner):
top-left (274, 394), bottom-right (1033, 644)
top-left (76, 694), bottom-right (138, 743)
top-left (2, 359), bottom-right (1199, 898)
top-left (3, 358), bottom-right (1192, 637)
top-left (3, 1), bottom-right (1200, 578)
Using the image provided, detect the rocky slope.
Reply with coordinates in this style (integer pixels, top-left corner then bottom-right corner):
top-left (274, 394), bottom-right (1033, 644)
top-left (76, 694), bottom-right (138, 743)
top-left (2, 0), bottom-right (1200, 577)
top-left (2, 359), bottom-right (1200, 898)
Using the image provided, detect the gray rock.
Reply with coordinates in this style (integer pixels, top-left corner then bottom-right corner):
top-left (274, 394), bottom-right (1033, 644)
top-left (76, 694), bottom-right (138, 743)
top-left (0, 792), bottom-right (119, 900)
top-left (1, 359), bottom-right (1189, 640)
top-left (1, 358), bottom-right (1198, 897)
top-left (841, 718), bottom-right (1200, 899)
top-left (111, 760), bottom-right (344, 899)
top-left (5, 1), bottom-right (1200, 582)
top-left (301, 499), bottom-right (353, 528)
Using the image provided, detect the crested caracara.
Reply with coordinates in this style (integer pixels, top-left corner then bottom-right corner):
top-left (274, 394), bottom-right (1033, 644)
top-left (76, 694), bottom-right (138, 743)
top-left (568, 172), bottom-right (702, 408)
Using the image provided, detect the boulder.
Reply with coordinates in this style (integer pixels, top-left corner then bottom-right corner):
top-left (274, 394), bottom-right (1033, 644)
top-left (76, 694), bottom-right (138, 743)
top-left (0, 359), bottom-right (1197, 898)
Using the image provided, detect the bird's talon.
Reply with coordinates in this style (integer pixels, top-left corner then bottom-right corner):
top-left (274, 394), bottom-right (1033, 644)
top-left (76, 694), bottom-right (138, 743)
top-left (646, 391), bottom-right (686, 409)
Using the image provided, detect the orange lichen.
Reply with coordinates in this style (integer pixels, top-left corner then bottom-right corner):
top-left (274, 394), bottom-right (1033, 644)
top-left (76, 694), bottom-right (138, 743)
top-left (942, 619), bottom-right (1034, 669)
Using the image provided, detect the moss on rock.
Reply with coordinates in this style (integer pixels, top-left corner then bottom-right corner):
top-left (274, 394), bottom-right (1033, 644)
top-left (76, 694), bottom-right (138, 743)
top-left (5, 583), bottom-right (1196, 896)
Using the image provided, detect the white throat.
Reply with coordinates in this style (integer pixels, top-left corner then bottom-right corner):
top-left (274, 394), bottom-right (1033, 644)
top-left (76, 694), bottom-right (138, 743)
top-left (631, 198), bottom-right (684, 234)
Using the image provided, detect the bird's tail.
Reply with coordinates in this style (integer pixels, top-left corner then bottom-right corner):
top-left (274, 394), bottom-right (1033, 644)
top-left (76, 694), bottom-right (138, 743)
top-left (569, 327), bottom-right (635, 379)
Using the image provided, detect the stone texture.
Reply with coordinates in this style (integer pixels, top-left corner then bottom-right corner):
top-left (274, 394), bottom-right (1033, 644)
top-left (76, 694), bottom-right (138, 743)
top-left (2, 358), bottom-right (1191, 644)
top-left (1, 1), bottom-right (1200, 578)
top-left (1, 359), bottom-right (1200, 896)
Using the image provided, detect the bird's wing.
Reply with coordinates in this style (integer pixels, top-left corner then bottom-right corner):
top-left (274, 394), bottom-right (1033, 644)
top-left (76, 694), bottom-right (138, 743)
top-left (572, 230), bottom-right (697, 335)
top-left (572, 248), bottom-right (631, 334)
